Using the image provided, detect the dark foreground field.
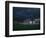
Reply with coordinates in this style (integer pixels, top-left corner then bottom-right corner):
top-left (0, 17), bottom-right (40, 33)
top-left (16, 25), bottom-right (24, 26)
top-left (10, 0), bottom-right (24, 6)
top-left (13, 23), bottom-right (40, 31)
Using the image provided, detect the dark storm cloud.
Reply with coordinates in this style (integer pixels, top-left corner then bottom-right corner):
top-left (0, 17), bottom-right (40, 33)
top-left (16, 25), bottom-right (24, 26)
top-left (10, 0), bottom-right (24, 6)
top-left (13, 7), bottom-right (40, 21)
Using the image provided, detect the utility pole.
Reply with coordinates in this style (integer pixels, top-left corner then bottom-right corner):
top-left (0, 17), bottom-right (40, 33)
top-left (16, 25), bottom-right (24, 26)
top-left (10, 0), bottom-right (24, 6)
top-left (31, 15), bottom-right (33, 24)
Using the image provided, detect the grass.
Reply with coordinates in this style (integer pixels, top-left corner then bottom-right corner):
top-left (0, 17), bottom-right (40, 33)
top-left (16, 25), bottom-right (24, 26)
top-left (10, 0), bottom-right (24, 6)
top-left (13, 23), bottom-right (40, 31)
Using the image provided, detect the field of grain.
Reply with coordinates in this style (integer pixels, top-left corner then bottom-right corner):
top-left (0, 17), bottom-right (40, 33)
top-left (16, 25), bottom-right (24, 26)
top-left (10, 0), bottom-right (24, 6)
top-left (13, 23), bottom-right (40, 31)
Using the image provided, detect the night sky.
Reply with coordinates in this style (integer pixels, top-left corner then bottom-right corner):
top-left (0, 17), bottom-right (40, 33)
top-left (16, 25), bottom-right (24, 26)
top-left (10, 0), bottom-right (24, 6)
top-left (13, 7), bottom-right (40, 21)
